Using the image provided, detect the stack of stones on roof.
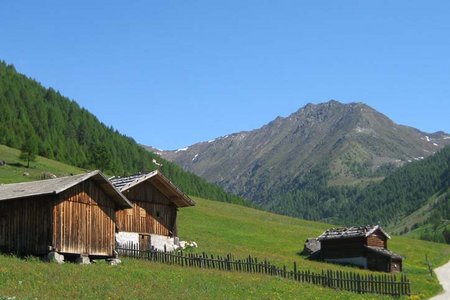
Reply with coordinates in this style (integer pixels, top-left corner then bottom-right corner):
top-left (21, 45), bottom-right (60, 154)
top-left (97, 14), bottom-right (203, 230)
top-left (0, 169), bottom-right (195, 264)
top-left (304, 225), bottom-right (403, 273)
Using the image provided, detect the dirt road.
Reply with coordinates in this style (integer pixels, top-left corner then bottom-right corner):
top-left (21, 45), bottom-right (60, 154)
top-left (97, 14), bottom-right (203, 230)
top-left (431, 260), bottom-right (450, 300)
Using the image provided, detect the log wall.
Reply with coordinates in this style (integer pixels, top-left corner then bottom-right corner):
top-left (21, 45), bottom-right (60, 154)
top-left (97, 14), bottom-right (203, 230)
top-left (366, 230), bottom-right (387, 248)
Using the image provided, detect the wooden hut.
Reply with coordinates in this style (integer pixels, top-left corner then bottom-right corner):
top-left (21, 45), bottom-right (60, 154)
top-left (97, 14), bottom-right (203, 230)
top-left (317, 225), bottom-right (403, 272)
top-left (0, 171), bottom-right (132, 258)
top-left (110, 170), bottom-right (195, 251)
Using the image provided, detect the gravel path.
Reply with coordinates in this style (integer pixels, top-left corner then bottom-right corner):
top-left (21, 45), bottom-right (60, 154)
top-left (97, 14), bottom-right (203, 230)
top-left (430, 260), bottom-right (450, 300)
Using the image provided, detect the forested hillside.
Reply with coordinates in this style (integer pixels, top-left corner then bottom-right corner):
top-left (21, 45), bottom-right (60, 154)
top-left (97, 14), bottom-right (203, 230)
top-left (347, 146), bottom-right (450, 226)
top-left (0, 61), bottom-right (247, 205)
top-left (267, 146), bottom-right (450, 244)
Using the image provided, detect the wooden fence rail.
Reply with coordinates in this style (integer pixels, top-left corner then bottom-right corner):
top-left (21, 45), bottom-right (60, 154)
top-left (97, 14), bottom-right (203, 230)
top-left (116, 242), bottom-right (411, 297)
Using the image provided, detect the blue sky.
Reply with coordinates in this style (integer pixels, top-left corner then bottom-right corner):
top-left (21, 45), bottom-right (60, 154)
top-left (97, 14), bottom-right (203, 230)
top-left (1, 1), bottom-right (449, 150)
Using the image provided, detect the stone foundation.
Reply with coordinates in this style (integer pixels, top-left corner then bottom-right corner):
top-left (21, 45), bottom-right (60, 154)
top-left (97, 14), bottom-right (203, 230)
top-left (47, 251), bottom-right (64, 264)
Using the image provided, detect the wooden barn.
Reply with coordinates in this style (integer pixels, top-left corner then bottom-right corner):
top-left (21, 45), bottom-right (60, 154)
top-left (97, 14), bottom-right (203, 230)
top-left (317, 225), bottom-right (403, 272)
top-left (110, 170), bottom-right (195, 251)
top-left (0, 171), bottom-right (132, 259)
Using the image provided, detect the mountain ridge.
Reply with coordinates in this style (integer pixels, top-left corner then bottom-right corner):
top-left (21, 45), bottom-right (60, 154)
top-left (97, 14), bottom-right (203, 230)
top-left (157, 100), bottom-right (450, 204)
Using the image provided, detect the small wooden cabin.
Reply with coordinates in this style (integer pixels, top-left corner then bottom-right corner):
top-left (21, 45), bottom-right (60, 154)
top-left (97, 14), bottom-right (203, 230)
top-left (111, 170), bottom-right (195, 251)
top-left (318, 225), bottom-right (402, 272)
top-left (0, 171), bottom-right (132, 258)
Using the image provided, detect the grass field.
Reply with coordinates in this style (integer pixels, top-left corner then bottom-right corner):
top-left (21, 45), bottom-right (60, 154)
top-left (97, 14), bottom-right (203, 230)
top-left (0, 144), bottom-right (84, 183)
top-left (0, 144), bottom-right (449, 299)
top-left (0, 255), bottom-right (395, 300)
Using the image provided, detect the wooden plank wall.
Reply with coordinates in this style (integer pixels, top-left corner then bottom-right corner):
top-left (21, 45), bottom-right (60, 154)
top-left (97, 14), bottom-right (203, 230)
top-left (0, 196), bottom-right (53, 255)
top-left (53, 180), bottom-right (116, 257)
top-left (116, 181), bottom-right (177, 236)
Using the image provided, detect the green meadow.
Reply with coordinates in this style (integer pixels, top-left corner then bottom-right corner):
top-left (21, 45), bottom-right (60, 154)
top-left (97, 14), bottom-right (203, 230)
top-left (0, 197), bottom-right (449, 299)
top-left (0, 145), bottom-right (449, 299)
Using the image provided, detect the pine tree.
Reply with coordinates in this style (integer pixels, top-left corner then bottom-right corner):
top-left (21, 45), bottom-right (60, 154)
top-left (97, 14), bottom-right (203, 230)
top-left (91, 144), bottom-right (112, 172)
top-left (19, 130), bottom-right (38, 168)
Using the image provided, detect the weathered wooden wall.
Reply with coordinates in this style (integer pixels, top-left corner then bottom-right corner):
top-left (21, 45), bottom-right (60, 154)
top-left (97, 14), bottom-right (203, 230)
top-left (53, 180), bottom-right (116, 256)
top-left (366, 230), bottom-right (387, 248)
top-left (367, 251), bottom-right (389, 272)
top-left (116, 181), bottom-right (177, 236)
top-left (0, 196), bottom-right (53, 255)
top-left (321, 238), bottom-right (366, 259)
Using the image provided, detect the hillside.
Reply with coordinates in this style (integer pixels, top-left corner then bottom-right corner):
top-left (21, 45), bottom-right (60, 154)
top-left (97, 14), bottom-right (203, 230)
top-left (390, 191), bottom-right (450, 244)
top-left (0, 61), bottom-right (247, 205)
top-left (1, 197), bottom-right (449, 299)
top-left (344, 146), bottom-right (450, 226)
top-left (0, 144), bottom-right (85, 183)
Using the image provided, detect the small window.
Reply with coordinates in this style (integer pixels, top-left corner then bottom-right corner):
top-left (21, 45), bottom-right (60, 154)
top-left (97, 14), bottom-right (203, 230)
top-left (156, 211), bottom-right (160, 218)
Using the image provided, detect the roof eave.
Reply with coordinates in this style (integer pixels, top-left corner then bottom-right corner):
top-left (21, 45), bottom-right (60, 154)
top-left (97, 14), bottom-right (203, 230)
top-left (366, 225), bottom-right (391, 239)
top-left (0, 191), bottom-right (57, 202)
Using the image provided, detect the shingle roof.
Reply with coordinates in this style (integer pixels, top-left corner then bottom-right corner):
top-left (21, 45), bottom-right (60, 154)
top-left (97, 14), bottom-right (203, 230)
top-left (0, 170), bottom-right (132, 209)
top-left (318, 225), bottom-right (391, 241)
top-left (366, 246), bottom-right (403, 260)
top-left (110, 170), bottom-right (195, 208)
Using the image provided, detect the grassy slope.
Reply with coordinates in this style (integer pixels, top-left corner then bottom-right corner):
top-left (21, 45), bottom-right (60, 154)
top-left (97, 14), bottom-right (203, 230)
top-left (388, 192), bottom-right (445, 235)
top-left (178, 198), bottom-right (450, 299)
top-left (0, 147), bottom-right (449, 299)
top-left (0, 144), bottom-right (84, 183)
top-left (0, 203), bottom-right (450, 299)
top-left (2, 198), bottom-right (448, 299)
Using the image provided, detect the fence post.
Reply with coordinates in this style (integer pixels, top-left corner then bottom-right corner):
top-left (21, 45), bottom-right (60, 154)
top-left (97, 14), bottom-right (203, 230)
top-left (407, 276), bottom-right (411, 295)
top-left (293, 262), bottom-right (297, 281)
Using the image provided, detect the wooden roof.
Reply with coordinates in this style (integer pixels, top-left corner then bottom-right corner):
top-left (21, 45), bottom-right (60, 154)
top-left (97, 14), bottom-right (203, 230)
top-left (318, 225), bottom-right (391, 241)
top-left (0, 170), bottom-right (132, 209)
top-left (366, 246), bottom-right (403, 259)
top-left (110, 170), bottom-right (195, 208)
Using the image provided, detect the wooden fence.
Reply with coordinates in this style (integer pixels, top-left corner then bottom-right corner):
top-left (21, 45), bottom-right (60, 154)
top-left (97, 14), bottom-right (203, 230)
top-left (116, 243), bottom-right (411, 297)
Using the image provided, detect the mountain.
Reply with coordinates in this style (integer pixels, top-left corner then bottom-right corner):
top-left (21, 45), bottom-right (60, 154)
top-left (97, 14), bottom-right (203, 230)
top-left (0, 60), bottom-right (247, 205)
top-left (159, 100), bottom-right (450, 208)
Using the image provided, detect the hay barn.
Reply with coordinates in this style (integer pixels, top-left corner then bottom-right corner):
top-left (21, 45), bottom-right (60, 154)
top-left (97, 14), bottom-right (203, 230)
top-left (0, 171), bottom-right (132, 258)
top-left (318, 225), bottom-right (403, 272)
